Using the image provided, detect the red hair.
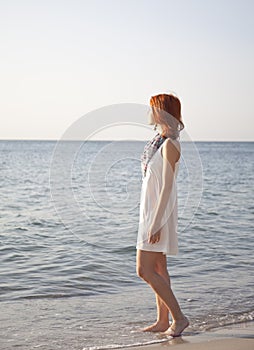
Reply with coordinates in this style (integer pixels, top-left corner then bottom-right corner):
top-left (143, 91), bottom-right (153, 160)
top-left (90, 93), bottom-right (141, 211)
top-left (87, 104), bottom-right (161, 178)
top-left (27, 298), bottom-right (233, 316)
top-left (150, 93), bottom-right (184, 139)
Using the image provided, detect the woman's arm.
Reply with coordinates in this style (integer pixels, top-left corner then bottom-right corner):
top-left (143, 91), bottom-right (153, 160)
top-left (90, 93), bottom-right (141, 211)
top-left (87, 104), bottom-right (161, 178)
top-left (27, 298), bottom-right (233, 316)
top-left (148, 139), bottom-right (180, 244)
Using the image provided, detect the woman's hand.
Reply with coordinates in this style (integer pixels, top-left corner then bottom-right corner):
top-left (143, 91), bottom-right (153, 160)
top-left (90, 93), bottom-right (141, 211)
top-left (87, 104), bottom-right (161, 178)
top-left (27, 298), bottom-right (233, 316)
top-left (148, 227), bottom-right (161, 244)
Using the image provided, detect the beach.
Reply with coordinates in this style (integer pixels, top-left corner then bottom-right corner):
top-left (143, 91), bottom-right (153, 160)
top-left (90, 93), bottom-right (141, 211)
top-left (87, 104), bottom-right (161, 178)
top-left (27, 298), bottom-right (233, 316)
top-left (122, 321), bottom-right (254, 350)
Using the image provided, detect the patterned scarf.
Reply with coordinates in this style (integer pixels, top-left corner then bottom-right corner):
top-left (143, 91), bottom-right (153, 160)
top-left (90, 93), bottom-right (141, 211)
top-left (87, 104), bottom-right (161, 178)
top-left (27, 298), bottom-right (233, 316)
top-left (141, 132), bottom-right (167, 179)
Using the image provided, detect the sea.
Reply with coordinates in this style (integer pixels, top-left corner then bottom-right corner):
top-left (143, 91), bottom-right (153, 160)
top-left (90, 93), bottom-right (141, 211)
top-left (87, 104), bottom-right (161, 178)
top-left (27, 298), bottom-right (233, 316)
top-left (0, 139), bottom-right (253, 350)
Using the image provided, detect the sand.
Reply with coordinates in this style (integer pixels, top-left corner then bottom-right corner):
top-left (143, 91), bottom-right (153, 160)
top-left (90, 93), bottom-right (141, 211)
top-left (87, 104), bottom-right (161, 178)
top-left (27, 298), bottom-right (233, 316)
top-left (126, 338), bottom-right (253, 350)
top-left (122, 321), bottom-right (254, 350)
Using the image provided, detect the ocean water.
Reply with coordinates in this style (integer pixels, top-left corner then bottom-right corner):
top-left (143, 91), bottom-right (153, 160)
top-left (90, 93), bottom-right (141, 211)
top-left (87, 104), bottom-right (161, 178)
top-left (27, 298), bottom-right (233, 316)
top-left (0, 140), bottom-right (253, 350)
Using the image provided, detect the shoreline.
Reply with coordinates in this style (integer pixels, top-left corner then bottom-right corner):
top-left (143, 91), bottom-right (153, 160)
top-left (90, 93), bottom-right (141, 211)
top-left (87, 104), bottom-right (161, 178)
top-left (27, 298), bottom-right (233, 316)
top-left (121, 321), bottom-right (254, 350)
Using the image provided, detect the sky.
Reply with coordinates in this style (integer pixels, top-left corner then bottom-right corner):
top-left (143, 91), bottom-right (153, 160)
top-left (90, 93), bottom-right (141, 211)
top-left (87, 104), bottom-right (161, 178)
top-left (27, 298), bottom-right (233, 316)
top-left (0, 0), bottom-right (253, 141)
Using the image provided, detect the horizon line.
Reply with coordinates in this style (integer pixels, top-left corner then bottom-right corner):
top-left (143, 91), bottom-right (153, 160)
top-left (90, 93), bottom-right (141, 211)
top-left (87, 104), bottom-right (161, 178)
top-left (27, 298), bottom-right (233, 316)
top-left (0, 138), bottom-right (253, 142)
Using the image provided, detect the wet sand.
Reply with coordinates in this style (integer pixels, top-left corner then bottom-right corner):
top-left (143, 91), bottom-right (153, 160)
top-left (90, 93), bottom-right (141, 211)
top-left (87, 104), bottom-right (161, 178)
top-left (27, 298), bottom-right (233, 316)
top-left (122, 321), bottom-right (254, 350)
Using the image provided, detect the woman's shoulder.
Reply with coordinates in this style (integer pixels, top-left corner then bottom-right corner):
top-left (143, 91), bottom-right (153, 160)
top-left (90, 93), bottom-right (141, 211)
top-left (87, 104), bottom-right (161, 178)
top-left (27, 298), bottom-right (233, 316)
top-left (162, 138), bottom-right (181, 163)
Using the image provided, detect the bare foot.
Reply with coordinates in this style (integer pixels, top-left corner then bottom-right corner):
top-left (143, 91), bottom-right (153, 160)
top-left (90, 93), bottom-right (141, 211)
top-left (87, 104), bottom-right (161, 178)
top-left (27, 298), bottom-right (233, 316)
top-left (142, 321), bottom-right (171, 332)
top-left (164, 316), bottom-right (189, 337)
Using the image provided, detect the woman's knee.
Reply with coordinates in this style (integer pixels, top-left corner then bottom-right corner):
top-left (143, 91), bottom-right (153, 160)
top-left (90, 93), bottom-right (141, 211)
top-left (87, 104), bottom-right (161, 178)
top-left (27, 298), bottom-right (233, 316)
top-left (136, 264), bottom-right (145, 279)
top-left (136, 250), bottom-right (159, 281)
top-left (136, 264), bottom-right (155, 283)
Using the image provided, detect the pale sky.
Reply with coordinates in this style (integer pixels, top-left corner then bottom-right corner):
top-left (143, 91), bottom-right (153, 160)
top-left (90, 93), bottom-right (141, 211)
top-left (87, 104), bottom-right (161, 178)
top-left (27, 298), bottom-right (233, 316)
top-left (1, 0), bottom-right (253, 141)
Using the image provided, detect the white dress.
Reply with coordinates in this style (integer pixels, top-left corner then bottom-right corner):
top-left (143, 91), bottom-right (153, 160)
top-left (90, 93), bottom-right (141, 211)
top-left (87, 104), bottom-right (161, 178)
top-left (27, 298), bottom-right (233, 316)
top-left (136, 140), bottom-right (180, 255)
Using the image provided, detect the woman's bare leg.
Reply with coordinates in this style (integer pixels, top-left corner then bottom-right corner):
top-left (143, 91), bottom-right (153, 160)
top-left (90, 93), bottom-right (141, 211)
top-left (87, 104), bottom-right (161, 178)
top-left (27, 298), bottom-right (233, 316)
top-left (136, 249), bottom-right (189, 336)
top-left (142, 254), bottom-right (171, 332)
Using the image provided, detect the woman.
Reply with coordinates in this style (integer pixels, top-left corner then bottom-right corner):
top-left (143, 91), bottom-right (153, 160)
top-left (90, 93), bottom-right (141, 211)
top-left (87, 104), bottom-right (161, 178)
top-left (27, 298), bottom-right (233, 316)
top-left (136, 93), bottom-right (189, 337)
